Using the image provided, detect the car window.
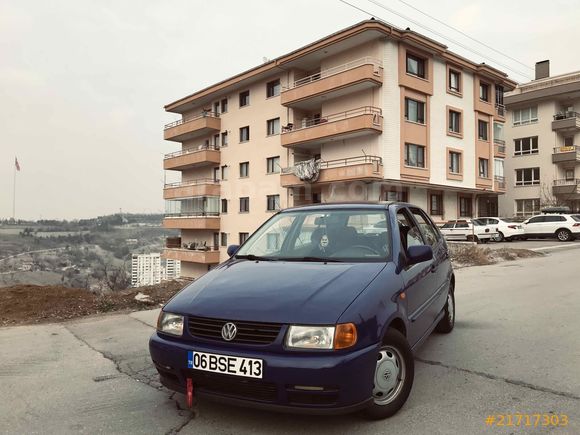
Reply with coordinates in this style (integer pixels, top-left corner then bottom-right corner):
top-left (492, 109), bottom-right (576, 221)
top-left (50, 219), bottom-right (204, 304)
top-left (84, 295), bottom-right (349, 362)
top-left (572, 215), bottom-right (580, 222)
top-left (528, 216), bottom-right (545, 224)
top-left (409, 208), bottom-right (439, 247)
top-left (488, 219), bottom-right (499, 224)
top-left (456, 222), bottom-right (469, 228)
top-left (472, 219), bottom-right (484, 226)
top-left (396, 209), bottom-right (424, 251)
top-left (543, 215), bottom-right (566, 222)
top-left (441, 222), bottom-right (455, 229)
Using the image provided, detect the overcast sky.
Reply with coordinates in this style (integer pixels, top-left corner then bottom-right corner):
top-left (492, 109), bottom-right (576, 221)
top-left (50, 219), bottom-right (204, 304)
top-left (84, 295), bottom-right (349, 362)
top-left (1, 0), bottom-right (579, 220)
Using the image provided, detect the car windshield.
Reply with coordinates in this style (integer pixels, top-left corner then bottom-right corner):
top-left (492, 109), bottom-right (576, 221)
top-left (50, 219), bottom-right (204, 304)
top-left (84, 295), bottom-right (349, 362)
top-left (235, 209), bottom-right (391, 262)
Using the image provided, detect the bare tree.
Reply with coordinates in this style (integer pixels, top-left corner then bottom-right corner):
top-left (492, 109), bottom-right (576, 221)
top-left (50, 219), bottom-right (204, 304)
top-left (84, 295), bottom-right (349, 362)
top-left (98, 259), bottom-right (130, 291)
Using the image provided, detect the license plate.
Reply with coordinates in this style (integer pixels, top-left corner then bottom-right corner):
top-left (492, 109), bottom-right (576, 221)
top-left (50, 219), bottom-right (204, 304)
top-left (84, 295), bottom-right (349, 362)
top-left (187, 350), bottom-right (263, 379)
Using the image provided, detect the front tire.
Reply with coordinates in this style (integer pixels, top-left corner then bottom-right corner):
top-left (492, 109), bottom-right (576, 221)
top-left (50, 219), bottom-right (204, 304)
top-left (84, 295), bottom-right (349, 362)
top-left (436, 284), bottom-right (455, 333)
top-left (493, 231), bottom-right (504, 242)
top-left (364, 329), bottom-right (414, 420)
top-left (556, 229), bottom-right (572, 242)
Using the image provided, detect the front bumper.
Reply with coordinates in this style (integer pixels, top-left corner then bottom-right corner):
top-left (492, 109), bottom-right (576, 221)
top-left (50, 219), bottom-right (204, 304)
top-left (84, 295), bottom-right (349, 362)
top-left (149, 332), bottom-right (378, 414)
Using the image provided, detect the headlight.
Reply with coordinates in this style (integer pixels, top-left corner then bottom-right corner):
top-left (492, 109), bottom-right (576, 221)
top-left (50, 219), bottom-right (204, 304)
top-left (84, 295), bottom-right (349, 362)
top-left (157, 311), bottom-right (184, 336)
top-left (286, 325), bottom-right (335, 349)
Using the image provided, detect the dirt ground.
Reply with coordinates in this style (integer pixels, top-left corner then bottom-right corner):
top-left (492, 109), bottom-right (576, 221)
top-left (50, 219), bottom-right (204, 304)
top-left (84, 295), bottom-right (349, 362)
top-left (449, 244), bottom-right (543, 267)
top-left (0, 280), bottom-right (189, 327)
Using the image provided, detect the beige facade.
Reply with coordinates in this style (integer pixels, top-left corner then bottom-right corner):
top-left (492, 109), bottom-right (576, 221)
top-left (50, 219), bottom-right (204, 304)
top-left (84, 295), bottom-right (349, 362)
top-left (499, 66), bottom-right (580, 217)
top-left (161, 20), bottom-right (516, 278)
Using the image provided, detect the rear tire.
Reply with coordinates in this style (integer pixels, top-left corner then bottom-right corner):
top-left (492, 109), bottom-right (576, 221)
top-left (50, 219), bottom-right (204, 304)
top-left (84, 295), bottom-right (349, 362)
top-left (493, 232), bottom-right (504, 242)
top-left (436, 282), bottom-right (455, 333)
top-left (556, 229), bottom-right (572, 242)
top-left (364, 329), bottom-right (414, 420)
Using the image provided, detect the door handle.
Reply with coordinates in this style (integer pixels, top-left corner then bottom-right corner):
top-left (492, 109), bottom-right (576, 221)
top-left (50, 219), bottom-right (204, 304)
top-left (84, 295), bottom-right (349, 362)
top-left (430, 264), bottom-right (437, 273)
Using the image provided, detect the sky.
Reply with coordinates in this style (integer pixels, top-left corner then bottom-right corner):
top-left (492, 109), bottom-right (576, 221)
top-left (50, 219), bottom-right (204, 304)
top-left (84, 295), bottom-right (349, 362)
top-left (1, 0), bottom-right (579, 220)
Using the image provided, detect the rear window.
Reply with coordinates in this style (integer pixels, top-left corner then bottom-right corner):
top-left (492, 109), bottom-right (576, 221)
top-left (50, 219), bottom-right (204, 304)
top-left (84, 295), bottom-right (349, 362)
top-left (441, 222), bottom-right (455, 229)
top-left (544, 215), bottom-right (566, 222)
top-left (572, 215), bottom-right (580, 222)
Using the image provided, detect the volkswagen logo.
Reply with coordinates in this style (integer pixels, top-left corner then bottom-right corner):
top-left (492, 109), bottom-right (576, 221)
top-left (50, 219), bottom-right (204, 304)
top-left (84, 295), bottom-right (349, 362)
top-left (221, 322), bottom-right (237, 341)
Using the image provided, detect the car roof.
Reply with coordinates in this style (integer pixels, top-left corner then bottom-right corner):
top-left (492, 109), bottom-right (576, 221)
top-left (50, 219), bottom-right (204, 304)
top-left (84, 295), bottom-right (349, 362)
top-left (281, 201), bottom-right (416, 213)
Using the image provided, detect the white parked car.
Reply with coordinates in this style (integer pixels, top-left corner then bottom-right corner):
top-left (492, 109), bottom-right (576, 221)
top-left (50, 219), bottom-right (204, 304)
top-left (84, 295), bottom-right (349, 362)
top-left (474, 217), bottom-right (525, 242)
top-left (440, 219), bottom-right (497, 243)
top-left (521, 213), bottom-right (580, 242)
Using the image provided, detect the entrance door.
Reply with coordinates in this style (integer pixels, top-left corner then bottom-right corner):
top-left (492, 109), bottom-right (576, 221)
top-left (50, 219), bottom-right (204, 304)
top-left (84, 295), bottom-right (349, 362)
top-left (478, 196), bottom-right (498, 217)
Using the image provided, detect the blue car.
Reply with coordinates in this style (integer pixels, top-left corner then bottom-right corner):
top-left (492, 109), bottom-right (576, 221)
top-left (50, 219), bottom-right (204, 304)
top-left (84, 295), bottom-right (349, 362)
top-left (149, 202), bottom-right (455, 419)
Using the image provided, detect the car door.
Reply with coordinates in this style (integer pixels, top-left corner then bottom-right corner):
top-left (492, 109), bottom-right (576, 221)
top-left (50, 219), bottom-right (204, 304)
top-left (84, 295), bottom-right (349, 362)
top-left (524, 216), bottom-right (545, 235)
top-left (395, 207), bottom-right (435, 347)
top-left (408, 207), bottom-right (450, 328)
top-left (455, 221), bottom-right (470, 239)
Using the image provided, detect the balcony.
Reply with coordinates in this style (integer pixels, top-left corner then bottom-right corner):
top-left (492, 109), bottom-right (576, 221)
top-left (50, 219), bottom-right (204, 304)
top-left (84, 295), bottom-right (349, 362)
top-left (163, 247), bottom-right (220, 265)
top-left (495, 103), bottom-right (506, 119)
top-left (552, 145), bottom-right (580, 164)
top-left (494, 139), bottom-right (506, 156)
top-left (281, 155), bottom-right (383, 187)
top-left (552, 111), bottom-right (580, 133)
top-left (282, 58), bottom-right (383, 108)
top-left (163, 179), bottom-right (220, 200)
top-left (553, 179), bottom-right (580, 196)
top-left (164, 144), bottom-right (221, 171)
top-left (163, 212), bottom-right (220, 230)
top-left (494, 176), bottom-right (506, 192)
top-left (164, 112), bottom-right (221, 142)
top-left (281, 106), bottom-right (382, 148)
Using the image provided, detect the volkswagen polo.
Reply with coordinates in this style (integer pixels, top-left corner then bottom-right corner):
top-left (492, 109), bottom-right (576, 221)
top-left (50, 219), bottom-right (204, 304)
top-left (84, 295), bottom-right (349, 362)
top-left (149, 202), bottom-right (455, 419)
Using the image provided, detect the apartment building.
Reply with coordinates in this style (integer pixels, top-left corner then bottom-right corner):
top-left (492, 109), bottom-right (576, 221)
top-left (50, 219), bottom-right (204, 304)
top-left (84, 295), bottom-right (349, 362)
top-left (161, 19), bottom-right (516, 278)
top-left (131, 253), bottom-right (162, 287)
top-left (499, 61), bottom-right (580, 217)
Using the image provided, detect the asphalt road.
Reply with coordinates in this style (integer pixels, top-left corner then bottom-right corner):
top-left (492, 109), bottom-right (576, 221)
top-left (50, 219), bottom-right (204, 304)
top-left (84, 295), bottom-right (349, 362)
top-left (1, 249), bottom-right (579, 434)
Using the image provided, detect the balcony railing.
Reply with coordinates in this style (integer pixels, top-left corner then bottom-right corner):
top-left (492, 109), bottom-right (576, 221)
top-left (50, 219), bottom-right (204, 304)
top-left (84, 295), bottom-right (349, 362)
top-left (553, 145), bottom-right (580, 154)
top-left (164, 178), bottom-right (219, 188)
top-left (495, 103), bottom-right (505, 117)
top-left (494, 175), bottom-right (506, 190)
top-left (282, 106), bottom-right (382, 132)
top-left (553, 111), bottom-right (580, 121)
top-left (290, 57), bottom-right (382, 89)
top-left (282, 155), bottom-right (382, 174)
top-left (553, 178), bottom-right (580, 186)
top-left (164, 111), bottom-right (219, 130)
top-left (164, 143), bottom-right (219, 160)
top-left (165, 211), bottom-right (220, 218)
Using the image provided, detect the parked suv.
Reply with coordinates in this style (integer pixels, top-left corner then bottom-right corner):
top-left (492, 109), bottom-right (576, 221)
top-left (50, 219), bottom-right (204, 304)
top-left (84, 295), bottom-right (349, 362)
top-left (521, 213), bottom-right (580, 241)
top-left (440, 219), bottom-right (496, 243)
top-left (475, 217), bottom-right (524, 242)
top-left (149, 202), bottom-right (455, 419)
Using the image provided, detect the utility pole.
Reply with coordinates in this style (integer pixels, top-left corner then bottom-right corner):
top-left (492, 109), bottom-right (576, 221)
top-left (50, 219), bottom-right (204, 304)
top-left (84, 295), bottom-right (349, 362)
top-left (12, 161), bottom-right (16, 221)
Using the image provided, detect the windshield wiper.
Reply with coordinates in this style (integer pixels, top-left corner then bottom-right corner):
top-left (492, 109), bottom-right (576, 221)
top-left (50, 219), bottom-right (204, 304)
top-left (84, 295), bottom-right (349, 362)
top-left (279, 256), bottom-right (343, 263)
top-left (235, 254), bottom-right (276, 261)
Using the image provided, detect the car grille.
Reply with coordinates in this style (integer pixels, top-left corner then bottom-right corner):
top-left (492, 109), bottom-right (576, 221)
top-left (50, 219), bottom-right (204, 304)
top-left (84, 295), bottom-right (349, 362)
top-left (188, 370), bottom-right (278, 403)
top-left (187, 316), bottom-right (282, 345)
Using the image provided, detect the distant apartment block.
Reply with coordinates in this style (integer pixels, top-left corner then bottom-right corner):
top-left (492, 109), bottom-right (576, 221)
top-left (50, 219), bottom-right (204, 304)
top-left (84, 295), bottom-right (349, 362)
top-left (131, 253), bottom-right (181, 287)
top-left (161, 19), bottom-right (516, 278)
top-left (500, 61), bottom-right (580, 217)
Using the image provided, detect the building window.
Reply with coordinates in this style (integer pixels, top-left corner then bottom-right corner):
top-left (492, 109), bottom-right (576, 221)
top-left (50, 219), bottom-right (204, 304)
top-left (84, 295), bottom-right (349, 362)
top-left (514, 137), bottom-right (539, 155)
top-left (479, 82), bottom-right (489, 102)
top-left (221, 131), bottom-right (228, 147)
top-left (239, 162), bottom-right (249, 178)
top-left (384, 189), bottom-right (409, 202)
top-left (429, 193), bottom-right (443, 215)
top-left (406, 53), bottom-right (426, 78)
top-left (267, 194), bottom-right (280, 211)
top-left (495, 85), bottom-right (504, 106)
top-left (494, 122), bottom-right (504, 143)
top-left (239, 232), bottom-right (250, 244)
top-left (478, 158), bottom-right (489, 178)
top-left (404, 143), bottom-right (425, 168)
top-left (513, 106), bottom-right (538, 126)
top-left (404, 98), bottom-right (425, 124)
top-left (213, 101), bottom-right (220, 115)
top-left (213, 134), bottom-right (220, 147)
top-left (220, 232), bottom-right (228, 247)
top-left (239, 197), bottom-right (249, 213)
top-left (565, 169), bottom-right (575, 180)
top-left (516, 168), bottom-right (540, 186)
top-left (267, 156), bottom-right (280, 174)
top-left (266, 79), bottom-right (280, 98)
top-left (459, 197), bottom-right (472, 217)
top-left (449, 151), bottom-right (461, 174)
top-left (478, 120), bottom-right (489, 141)
top-left (515, 198), bottom-right (540, 217)
top-left (494, 159), bottom-right (504, 178)
top-left (221, 199), bottom-right (228, 214)
top-left (239, 90), bottom-right (250, 107)
top-left (239, 126), bottom-right (250, 142)
top-left (449, 69), bottom-right (461, 92)
top-left (221, 98), bottom-right (228, 113)
top-left (213, 167), bottom-right (219, 181)
top-left (267, 118), bottom-right (280, 135)
top-left (565, 137), bottom-right (574, 147)
top-left (449, 110), bottom-right (461, 134)
top-left (221, 165), bottom-right (228, 180)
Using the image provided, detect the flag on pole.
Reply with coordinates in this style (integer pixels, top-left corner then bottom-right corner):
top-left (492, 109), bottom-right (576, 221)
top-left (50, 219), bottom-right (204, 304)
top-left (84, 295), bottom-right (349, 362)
top-left (15, 157), bottom-right (20, 171)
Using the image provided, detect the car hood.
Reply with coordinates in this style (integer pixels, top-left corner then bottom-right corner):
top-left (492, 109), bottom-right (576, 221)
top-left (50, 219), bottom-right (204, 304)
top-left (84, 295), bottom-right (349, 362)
top-left (165, 259), bottom-right (386, 324)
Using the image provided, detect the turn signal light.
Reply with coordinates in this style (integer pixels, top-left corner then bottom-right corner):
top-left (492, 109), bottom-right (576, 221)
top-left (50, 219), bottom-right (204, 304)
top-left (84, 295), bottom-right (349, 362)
top-left (334, 323), bottom-right (357, 350)
top-left (508, 225), bottom-right (517, 229)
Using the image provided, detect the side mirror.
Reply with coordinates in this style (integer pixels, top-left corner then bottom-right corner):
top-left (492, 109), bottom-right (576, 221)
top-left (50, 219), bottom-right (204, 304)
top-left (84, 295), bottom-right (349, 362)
top-left (227, 245), bottom-right (240, 257)
top-left (407, 245), bottom-right (433, 266)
